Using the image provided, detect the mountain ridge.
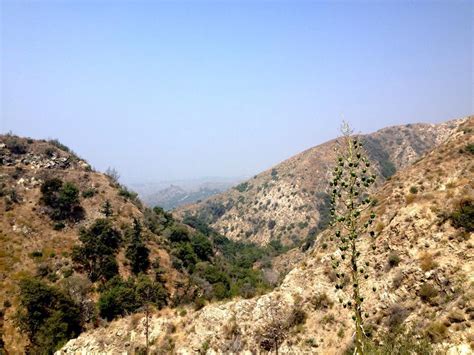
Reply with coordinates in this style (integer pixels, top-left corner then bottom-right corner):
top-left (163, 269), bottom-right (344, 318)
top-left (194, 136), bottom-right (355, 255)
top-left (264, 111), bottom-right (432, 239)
top-left (176, 118), bottom-right (464, 247)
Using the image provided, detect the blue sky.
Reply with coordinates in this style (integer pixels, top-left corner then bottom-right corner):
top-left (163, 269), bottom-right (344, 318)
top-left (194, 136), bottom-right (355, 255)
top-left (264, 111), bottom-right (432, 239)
top-left (1, 0), bottom-right (472, 183)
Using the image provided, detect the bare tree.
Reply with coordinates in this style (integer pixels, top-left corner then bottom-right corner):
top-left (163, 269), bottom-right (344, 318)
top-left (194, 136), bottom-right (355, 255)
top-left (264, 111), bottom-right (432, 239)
top-left (105, 167), bottom-right (120, 184)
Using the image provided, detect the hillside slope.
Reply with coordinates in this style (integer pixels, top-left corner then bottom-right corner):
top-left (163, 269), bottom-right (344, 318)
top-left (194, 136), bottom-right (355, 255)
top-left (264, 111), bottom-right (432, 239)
top-left (177, 119), bottom-right (463, 247)
top-left (60, 117), bottom-right (473, 354)
top-left (0, 136), bottom-right (280, 353)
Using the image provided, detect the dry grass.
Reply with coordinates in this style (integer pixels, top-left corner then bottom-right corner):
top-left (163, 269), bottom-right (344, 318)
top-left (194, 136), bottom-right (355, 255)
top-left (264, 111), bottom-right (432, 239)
top-left (419, 253), bottom-right (438, 272)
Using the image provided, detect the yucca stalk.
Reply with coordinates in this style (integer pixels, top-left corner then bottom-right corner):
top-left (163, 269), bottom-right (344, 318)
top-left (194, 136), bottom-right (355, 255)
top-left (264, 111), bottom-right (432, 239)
top-left (329, 122), bottom-right (377, 355)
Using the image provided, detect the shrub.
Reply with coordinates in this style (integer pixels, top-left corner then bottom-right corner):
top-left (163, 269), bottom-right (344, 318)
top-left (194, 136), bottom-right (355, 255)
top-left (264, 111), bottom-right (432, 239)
top-left (5, 136), bottom-right (27, 154)
top-left (362, 325), bottom-right (433, 354)
top-left (271, 169), bottom-right (278, 181)
top-left (386, 305), bottom-right (409, 329)
top-left (405, 194), bottom-right (416, 204)
top-left (98, 277), bottom-right (140, 320)
top-left (419, 283), bottom-right (438, 303)
top-left (49, 139), bottom-right (71, 153)
top-left (168, 225), bottom-right (191, 243)
top-left (425, 321), bottom-right (447, 342)
top-left (81, 188), bottom-right (97, 198)
top-left (388, 252), bottom-right (401, 267)
top-left (16, 277), bottom-right (82, 353)
top-left (40, 179), bottom-right (84, 221)
top-left (450, 199), bottom-right (474, 232)
top-left (419, 253), bottom-right (437, 272)
top-left (311, 292), bottom-right (333, 310)
top-left (409, 186), bottom-right (418, 194)
top-left (105, 167), bottom-right (120, 183)
top-left (234, 182), bottom-right (249, 193)
top-left (267, 219), bottom-right (276, 230)
top-left (465, 143), bottom-right (474, 154)
top-left (53, 222), bottom-right (65, 231)
top-left (191, 233), bottom-right (213, 261)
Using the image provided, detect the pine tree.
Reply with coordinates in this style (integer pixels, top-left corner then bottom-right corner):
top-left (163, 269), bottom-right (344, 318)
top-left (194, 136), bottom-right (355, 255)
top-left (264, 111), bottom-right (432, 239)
top-left (101, 200), bottom-right (113, 218)
top-left (329, 122), bottom-right (377, 355)
top-left (126, 218), bottom-right (150, 274)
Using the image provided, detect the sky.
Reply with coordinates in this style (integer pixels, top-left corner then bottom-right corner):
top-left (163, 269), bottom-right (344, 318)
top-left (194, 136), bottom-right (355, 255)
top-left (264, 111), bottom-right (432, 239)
top-left (1, 0), bottom-right (472, 184)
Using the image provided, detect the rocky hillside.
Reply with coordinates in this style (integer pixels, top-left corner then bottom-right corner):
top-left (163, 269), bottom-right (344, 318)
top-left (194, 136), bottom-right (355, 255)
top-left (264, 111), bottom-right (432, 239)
top-left (60, 117), bottom-right (473, 354)
top-left (0, 136), bottom-right (281, 354)
top-left (177, 119), bottom-right (462, 247)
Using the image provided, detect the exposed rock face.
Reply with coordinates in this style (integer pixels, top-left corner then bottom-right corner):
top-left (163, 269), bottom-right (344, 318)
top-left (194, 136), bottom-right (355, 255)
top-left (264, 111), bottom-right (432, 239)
top-left (60, 117), bottom-right (474, 354)
top-left (176, 119), bottom-right (463, 247)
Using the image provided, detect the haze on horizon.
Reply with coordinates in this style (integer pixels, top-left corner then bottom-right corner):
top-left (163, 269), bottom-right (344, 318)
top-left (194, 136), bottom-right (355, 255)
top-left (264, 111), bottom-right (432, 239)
top-left (1, 0), bottom-right (472, 184)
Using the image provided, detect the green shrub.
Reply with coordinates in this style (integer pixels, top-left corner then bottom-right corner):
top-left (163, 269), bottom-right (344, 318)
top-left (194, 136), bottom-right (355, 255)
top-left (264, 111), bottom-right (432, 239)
top-left (450, 199), bottom-right (474, 232)
top-left (311, 292), bottom-right (333, 310)
top-left (98, 277), bottom-right (140, 321)
top-left (168, 225), bottom-right (191, 243)
top-left (48, 139), bottom-right (72, 153)
top-left (5, 136), bottom-right (27, 154)
top-left (425, 321), bottom-right (447, 342)
top-left (388, 252), bottom-right (401, 267)
top-left (191, 233), bottom-right (213, 261)
top-left (53, 222), bottom-right (65, 231)
top-left (409, 186), bottom-right (418, 194)
top-left (419, 282), bottom-right (438, 303)
top-left (360, 325), bottom-right (433, 354)
top-left (234, 182), bottom-right (249, 193)
top-left (81, 188), bottom-right (97, 198)
top-left (16, 277), bottom-right (82, 353)
top-left (40, 178), bottom-right (84, 221)
top-left (465, 143), bottom-right (474, 154)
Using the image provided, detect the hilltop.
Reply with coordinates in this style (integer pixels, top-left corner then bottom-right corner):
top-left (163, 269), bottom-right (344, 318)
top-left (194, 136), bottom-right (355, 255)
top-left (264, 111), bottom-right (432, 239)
top-left (177, 119), bottom-right (462, 247)
top-left (60, 116), bottom-right (474, 354)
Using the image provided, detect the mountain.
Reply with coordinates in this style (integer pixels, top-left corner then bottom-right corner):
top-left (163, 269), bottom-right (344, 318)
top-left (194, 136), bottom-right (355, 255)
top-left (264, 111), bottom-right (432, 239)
top-left (134, 182), bottom-right (234, 210)
top-left (0, 136), bottom-right (281, 353)
top-left (176, 119), bottom-right (463, 247)
top-left (59, 116), bottom-right (474, 354)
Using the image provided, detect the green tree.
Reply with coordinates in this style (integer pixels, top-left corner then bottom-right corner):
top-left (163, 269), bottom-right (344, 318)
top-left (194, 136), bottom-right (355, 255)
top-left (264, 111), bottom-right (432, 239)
top-left (40, 179), bottom-right (84, 221)
top-left (126, 218), bottom-right (150, 274)
top-left (100, 200), bottom-right (113, 218)
top-left (98, 277), bottom-right (139, 321)
top-left (72, 219), bottom-right (121, 282)
top-left (329, 122), bottom-right (377, 355)
top-left (16, 277), bottom-right (82, 353)
top-left (191, 233), bottom-right (213, 261)
top-left (135, 274), bottom-right (168, 353)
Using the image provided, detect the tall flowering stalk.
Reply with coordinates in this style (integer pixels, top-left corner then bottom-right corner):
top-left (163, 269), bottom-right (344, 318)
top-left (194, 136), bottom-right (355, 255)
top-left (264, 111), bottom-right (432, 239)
top-left (329, 123), bottom-right (377, 354)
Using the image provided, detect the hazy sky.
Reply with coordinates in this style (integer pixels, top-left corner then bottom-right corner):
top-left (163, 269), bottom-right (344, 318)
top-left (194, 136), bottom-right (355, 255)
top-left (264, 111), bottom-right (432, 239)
top-left (1, 0), bottom-right (472, 183)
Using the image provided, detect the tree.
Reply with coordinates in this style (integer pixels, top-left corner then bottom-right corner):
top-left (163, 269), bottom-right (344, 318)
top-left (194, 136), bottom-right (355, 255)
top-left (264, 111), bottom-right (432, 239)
top-left (105, 167), bottom-right (120, 184)
top-left (40, 178), bottom-right (84, 221)
top-left (72, 219), bottom-right (121, 282)
top-left (100, 200), bottom-right (113, 218)
top-left (135, 275), bottom-right (169, 354)
top-left (329, 122), bottom-right (377, 355)
top-left (98, 277), bottom-right (139, 321)
top-left (16, 278), bottom-right (82, 353)
top-left (126, 218), bottom-right (150, 275)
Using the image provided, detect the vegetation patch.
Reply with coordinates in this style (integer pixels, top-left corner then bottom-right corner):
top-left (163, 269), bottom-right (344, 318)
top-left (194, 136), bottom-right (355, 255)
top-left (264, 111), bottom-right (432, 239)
top-left (450, 199), bottom-right (474, 232)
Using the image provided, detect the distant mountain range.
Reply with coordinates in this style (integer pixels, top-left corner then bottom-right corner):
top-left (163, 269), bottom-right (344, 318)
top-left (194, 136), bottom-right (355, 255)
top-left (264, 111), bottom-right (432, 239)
top-left (130, 178), bottom-right (242, 210)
